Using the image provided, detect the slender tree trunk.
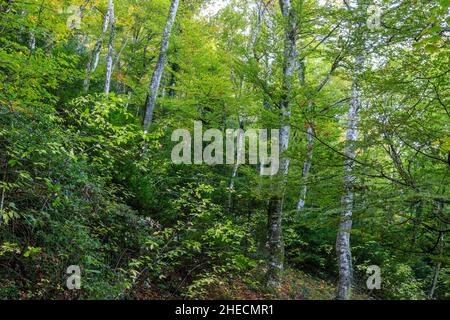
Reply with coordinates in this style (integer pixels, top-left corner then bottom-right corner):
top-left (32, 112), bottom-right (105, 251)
top-left (429, 201), bottom-right (444, 300)
top-left (266, 0), bottom-right (297, 290)
top-left (295, 43), bottom-right (343, 211)
top-left (259, 5), bottom-right (275, 177)
top-left (249, 1), bottom-right (264, 58)
top-left (336, 54), bottom-right (365, 300)
top-left (142, 0), bottom-right (180, 133)
top-left (83, 9), bottom-right (110, 92)
top-left (429, 261), bottom-right (442, 299)
top-left (228, 119), bottom-right (245, 213)
top-left (92, 12), bottom-right (110, 72)
top-left (112, 32), bottom-right (130, 72)
top-left (295, 45), bottom-right (342, 212)
top-left (429, 233), bottom-right (444, 299)
top-left (104, 0), bottom-right (115, 95)
top-left (168, 60), bottom-right (180, 97)
top-left (297, 115), bottom-right (314, 211)
top-left (295, 56), bottom-right (313, 212)
top-left (228, 1), bottom-right (265, 210)
top-left (29, 31), bottom-right (36, 51)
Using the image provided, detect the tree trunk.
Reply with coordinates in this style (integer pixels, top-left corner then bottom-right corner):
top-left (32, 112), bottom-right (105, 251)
top-left (336, 54), bottom-right (365, 300)
top-left (84, 8), bottom-right (110, 92)
top-left (104, 0), bottom-right (115, 95)
top-left (249, 1), bottom-right (264, 57)
top-left (228, 119), bottom-right (245, 213)
top-left (295, 56), bottom-right (313, 212)
top-left (266, 0), bottom-right (297, 290)
top-left (429, 201), bottom-right (444, 300)
top-left (142, 0), bottom-right (180, 133)
top-left (295, 43), bottom-right (343, 212)
top-left (259, 5), bottom-right (275, 176)
top-left (228, 1), bottom-right (265, 211)
top-left (297, 116), bottom-right (314, 211)
top-left (113, 32), bottom-right (130, 72)
top-left (29, 31), bottom-right (35, 51)
top-left (429, 233), bottom-right (444, 299)
top-left (168, 60), bottom-right (180, 97)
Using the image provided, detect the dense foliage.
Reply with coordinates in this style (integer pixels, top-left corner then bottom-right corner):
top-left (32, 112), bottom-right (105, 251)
top-left (0, 0), bottom-right (448, 300)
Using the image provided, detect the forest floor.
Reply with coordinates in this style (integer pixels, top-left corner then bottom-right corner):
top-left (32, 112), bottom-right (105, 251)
top-left (134, 269), bottom-right (370, 300)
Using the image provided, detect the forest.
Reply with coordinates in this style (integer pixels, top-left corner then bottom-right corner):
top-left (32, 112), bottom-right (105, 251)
top-left (0, 0), bottom-right (449, 301)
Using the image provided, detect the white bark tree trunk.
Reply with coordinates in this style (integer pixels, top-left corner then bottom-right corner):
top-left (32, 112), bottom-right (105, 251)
top-left (266, 0), bottom-right (297, 290)
top-left (29, 31), bottom-right (36, 51)
top-left (104, 0), bottom-right (115, 95)
top-left (297, 116), bottom-right (314, 211)
top-left (228, 1), bottom-right (265, 211)
top-left (295, 44), bottom-right (343, 211)
top-left (429, 234), bottom-right (444, 299)
top-left (259, 5), bottom-right (275, 176)
top-left (249, 1), bottom-right (264, 57)
top-left (295, 56), bottom-right (312, 212)
top-left (228, 120), bottom-right (245, 213)
top-left (84, 8), bottom-right (110, 92)
top-left (143, 0), bottom-right (180, 133)
top-left (429, 200), bottom-right (444, 300)
top-left (113, 33), bottom-right (130, 71)
top-left (295, 47), bottom-right (342, 211)
top-left (336, 53), bottom-right (365, 300)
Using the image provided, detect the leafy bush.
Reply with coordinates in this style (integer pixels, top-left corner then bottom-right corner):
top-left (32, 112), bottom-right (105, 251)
top-left (129, 183), bottom-right (257, 298)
